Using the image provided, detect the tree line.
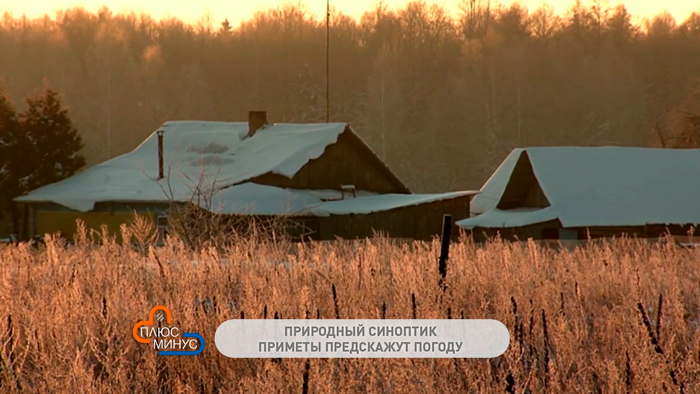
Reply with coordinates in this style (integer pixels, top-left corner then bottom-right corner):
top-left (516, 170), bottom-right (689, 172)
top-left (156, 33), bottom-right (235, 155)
top-left (0, 0), bottom-right (699, 194)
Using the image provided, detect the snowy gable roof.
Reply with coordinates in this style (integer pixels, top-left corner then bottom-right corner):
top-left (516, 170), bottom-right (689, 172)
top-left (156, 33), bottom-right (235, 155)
top-left (459, 147), bottom-right (700, 229)
top-left (469, 148), bottom-right (524, 217)
top-left (15, 121), bottom-right (352, 211)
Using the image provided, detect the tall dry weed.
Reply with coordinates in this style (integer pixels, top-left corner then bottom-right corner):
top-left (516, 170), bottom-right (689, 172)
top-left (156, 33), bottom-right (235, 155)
top-left (0, 236), bottom-right (698, 393)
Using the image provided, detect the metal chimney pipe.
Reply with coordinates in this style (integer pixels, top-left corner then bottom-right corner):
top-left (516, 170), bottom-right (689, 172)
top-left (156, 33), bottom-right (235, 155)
top-left (157, 129), bottom-right (164, 180)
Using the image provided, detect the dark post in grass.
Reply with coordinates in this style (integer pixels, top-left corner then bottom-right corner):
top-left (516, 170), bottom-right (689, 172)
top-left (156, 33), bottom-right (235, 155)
top-left (438, 214), bottom-right (452, 289)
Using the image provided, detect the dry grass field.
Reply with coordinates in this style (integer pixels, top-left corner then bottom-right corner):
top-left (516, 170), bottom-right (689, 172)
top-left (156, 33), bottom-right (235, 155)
top-left (0, 232), bottom-right (698, 393)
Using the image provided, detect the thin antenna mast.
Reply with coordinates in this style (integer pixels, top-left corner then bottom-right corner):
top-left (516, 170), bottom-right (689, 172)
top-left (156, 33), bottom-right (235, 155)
top-left (326, 0), bottom-right (330, 123)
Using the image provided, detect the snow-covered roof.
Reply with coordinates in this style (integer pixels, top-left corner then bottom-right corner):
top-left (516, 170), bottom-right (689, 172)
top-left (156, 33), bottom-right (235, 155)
top-left (469, 148), bottom-right (522, 217)
top-left (459, 147), bottom-right (700, 229)
top-left (205, 183), bottom-right (324, 215)
top-left (309, 191), bottom-right (478, 216)
top-left (293, 189), bottom-right (378, 201)
top-left (16, 121), bottom-right (357, 211)
top-left (458, 207), bottom-right (559, 229)
top-left (204, 185), bottom-right (475, 217)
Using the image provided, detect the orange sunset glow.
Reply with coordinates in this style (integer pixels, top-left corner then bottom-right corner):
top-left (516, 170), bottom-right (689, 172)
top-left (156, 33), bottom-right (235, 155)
top-left (2, 0), bottom-right (699, 25)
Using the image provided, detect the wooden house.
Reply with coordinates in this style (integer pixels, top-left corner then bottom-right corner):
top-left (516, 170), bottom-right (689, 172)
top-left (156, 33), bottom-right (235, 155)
top-left (457, 147), bottom-right (700, 241)
top-left (16, 111), bottom-right (475, 242)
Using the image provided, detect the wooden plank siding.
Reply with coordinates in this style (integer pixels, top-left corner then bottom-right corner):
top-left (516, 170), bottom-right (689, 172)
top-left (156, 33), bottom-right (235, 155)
top-left (249, 127), bottom-right (408, 194)
top-left (310, 195), bottom-right (471, 241)
top-left (581, 224), bottom-right (696, 239)
top-left (468, 222), bottom-right (698, 242)
top-left (468, 220), bottom-right (561, 242)
top-left (27, 195), bottom-right (472, 242)
top-left (497, 151), bottom-right (550, 209)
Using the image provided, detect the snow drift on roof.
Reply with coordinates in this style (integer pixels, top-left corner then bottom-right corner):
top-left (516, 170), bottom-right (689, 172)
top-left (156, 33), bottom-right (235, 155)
top-left (202, 186), bottom-right (476, 217)
top-left (460, 147), bottom-right (700, 229)
top-left (16, 121), bottom-right (348, 211)
top-left (457, 207), bottom-right (559, 229)
top-left (293, 189), bottom-right (378, 201)
top-left (205, 183), bottom-right (324, 215)
top-left (309, 191), bottom-right (478, 216)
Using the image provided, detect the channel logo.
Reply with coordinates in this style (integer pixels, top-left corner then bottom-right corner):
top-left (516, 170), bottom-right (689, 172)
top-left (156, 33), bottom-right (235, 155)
top-left (133, 305), bottom-right (205, 356)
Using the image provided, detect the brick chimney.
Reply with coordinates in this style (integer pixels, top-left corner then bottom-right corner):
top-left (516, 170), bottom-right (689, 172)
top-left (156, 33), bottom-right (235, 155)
top-left (248, 111), bottom-right (268, 137)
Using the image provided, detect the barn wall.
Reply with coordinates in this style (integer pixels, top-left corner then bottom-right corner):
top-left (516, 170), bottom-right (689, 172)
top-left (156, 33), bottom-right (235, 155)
top-left (250, 130), bottom-right (406, 193)
top-left (316, 196), bottom-right (471, 241)
top-left (469, 222), bottom-right (697, 242)
top-left (468, 220), bottom-right (562, 242)
top-left (579, 224), bottom-right (695, 239)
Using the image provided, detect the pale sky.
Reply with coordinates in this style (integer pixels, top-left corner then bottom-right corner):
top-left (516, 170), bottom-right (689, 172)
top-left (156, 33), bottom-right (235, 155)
top-left (1, 0), bottom-right (698, 27)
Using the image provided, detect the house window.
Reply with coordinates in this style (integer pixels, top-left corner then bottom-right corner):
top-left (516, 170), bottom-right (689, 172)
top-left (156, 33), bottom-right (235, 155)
top-left (559, 228), bottom-right (578, 240)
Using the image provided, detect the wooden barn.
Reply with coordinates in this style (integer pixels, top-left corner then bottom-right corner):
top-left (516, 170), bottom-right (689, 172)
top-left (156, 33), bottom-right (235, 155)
top-left (16, 111), bottom-right (475, 242)
top-left (289, 191), bottom-right (473, 241)
top-left (457, 147), bottom-right (700, 242)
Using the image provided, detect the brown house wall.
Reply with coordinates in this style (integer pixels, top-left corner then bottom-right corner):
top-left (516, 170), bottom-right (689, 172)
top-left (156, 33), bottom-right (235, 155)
top-left (581, 224), bottom-right (695, 239)
top-left (25, 201), bottom-right (171, 242)
top-left (312, 196), bottom-right (471, 241)
top-left (468, 222), bottom-right (697, 241)
top-left (469, 220), bottom-right (561, 242)
top-left (249, 129), bottom-right (406, 193)
top-left (28, 196), bottom-right (471, 242)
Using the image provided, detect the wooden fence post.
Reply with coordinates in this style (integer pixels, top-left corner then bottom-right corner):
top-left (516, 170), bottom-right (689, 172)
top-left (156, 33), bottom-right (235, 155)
top-left (439, 214), bottom-right (452, 288)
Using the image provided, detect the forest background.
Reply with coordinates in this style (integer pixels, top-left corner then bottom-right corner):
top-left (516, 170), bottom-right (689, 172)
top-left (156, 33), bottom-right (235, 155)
top-left (1, 0), bottom-right (700, 193)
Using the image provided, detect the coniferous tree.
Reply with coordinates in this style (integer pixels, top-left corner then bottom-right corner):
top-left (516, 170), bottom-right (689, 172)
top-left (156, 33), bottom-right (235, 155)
top-left (0, 87), bottom-right (30, 233)
top-left (0, 87), bottom-right (18, 189)
top-left (19, 86), bottom-right (86, 193)
top-left (220, 18), bottom-right (232, 34)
